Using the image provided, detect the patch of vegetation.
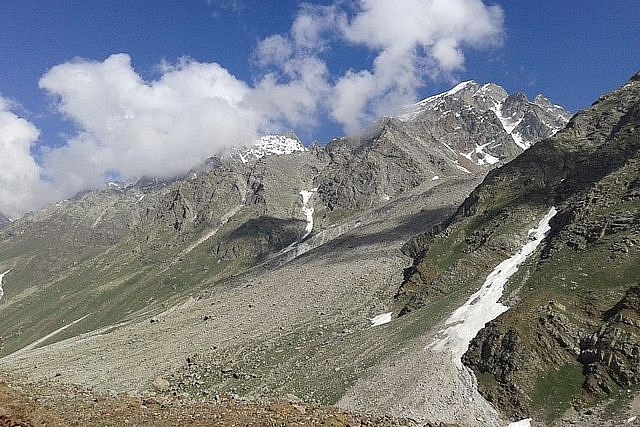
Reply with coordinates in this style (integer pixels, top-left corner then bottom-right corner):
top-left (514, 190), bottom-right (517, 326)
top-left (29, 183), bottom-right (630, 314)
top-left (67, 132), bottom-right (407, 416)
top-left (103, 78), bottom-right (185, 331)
top-left (476, 371), bottom-right (498, 392)
top-left (532, 362), bottom-right (585, 423)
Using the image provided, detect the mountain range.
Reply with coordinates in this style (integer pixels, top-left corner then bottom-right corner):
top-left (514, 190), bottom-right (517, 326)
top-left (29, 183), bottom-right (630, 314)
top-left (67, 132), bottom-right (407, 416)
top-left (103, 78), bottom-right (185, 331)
top-left (0, 75), bottom-right (638, 426)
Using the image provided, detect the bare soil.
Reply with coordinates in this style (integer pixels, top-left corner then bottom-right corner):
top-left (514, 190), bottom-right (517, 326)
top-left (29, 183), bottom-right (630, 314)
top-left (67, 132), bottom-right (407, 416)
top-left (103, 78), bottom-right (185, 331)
top-left (0, 374), bottom-right (456, 427)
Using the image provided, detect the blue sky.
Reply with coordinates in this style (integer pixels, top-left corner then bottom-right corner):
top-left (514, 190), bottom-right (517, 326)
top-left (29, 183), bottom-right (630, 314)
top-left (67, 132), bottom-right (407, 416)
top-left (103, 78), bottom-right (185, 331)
top-left (0, 0), bottom-right (638, 216)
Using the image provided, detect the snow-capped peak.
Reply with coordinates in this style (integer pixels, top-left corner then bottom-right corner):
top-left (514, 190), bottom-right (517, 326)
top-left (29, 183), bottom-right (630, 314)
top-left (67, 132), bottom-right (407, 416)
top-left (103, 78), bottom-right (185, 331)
top-left (439, 80), bottom-right (475, 98)
top-left (398, 81), bottom-right (477, 120)
top-left (236, 134), bottom-right (306, 164)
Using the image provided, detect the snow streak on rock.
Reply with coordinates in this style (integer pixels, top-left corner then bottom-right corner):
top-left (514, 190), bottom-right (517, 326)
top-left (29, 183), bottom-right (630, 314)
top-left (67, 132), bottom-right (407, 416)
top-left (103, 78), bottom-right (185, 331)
top-left (430, 207), bottom-right (558, 368)
top-left (461, 143), bottom-right (500, 166)
top-left (491, 102), bottom-right (527, 150)
top-left (0, 270), bottom-right (9, 303)
top-left (300, 189), bottom-right (317, 240)
top-left (281, 188), bottom-right (317, 254)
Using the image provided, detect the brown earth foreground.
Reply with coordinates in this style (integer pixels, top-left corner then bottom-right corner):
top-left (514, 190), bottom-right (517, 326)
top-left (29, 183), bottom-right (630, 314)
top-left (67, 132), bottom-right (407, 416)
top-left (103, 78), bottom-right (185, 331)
top-left (0, 374), bottom-right (457, 427)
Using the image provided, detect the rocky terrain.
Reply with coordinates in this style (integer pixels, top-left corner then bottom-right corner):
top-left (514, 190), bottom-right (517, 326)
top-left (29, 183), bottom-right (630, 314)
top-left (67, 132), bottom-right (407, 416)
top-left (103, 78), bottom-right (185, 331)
top-left (394, 73), bottom-right (640, 425)
top-left (0, 373), bottom-right (434, 426)
top-left (8, 76), bottom-right (639, 427)
top-left (0, 80), bottom-right (566, 359)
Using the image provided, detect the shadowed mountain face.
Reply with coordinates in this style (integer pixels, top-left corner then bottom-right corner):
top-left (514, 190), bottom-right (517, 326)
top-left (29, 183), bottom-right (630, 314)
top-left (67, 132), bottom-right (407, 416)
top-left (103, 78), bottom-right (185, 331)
top-left (398, 73), bottom-right (640, 423)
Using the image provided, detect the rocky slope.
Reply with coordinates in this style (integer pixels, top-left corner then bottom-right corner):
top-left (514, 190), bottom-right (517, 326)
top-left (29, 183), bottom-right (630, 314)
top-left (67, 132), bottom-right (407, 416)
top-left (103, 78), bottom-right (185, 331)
top-left (0, 81), bottom-right (567, 358)
top-left (0, 80), bottom-right (573, 425)
top-left (396, 72), bottom-right (640, 425)
top-left (0, 373), bottom-right (430, 427)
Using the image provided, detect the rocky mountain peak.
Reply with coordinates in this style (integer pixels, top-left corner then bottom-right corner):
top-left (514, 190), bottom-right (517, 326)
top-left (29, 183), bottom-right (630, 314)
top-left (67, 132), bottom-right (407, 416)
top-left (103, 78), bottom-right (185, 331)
top-left (393, 80), bottom-right (571, 169)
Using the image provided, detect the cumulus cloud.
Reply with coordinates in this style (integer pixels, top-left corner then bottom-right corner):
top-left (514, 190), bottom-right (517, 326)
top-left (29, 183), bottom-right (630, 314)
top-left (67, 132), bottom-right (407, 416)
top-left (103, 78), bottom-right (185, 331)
top-left (332, 0), bottom-right (504, 132)
top-left (253, 56), bottom-right (330, 130)
top-left (251, 0), bottom-right (504, 133)
top-left (290, 3), bottom-right (345, 51)
top-left (0, 97), bottom-right (52, 217)
top-left (1, 0), bottom-right (506, 217)
top-left (33, 51), bottom-right (332, 208)
top-left (254, 35), bottom-right (294, 68)
top-left (38, 54), bottom-right (264, 196)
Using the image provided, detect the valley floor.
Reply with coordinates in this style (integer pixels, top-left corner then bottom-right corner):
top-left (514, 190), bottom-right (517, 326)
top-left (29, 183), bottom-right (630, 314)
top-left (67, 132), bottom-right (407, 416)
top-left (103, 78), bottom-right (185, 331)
top-left (1, 176), bottom-right (493, 425)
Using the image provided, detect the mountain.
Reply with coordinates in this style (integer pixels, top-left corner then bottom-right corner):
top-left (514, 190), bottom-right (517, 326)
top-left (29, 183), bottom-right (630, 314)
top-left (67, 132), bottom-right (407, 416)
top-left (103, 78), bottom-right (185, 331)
top-left (397, 73), bottom-right (640, 424)
top-left (397, 80), bottom-right (571, 166)
top-left (0, 80), bottom-right (584, 425)
top-left (0, 80), bottom-right (569, 358)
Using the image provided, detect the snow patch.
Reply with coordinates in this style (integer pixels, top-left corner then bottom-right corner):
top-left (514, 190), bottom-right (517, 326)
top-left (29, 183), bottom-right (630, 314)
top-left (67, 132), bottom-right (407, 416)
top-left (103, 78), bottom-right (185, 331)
top-left (491, 102), bottom-right (530, 149)
top-left (236, 134), bottom-right (306, 163)
top-left (511, 132), bottom-right (528, 150)
top-left (508, 419), bottom-right (532, 427)
top-left (431, 175), bottom-right (440, 181)
top-left (300, 189), bottom-right (316, 239)
top-left (474, 142), bottom-right (500, 165)
top-left (430, 207), bottom-right (557, 368)
top-left (0, 270), bottom-right (9, 302)
top-left (628, 415), bottom-right (637, 424)
top-left (461, 151), bottom-right (473, 161)
top-left (460, 143), bottom-right (500, 166)
top-left (370, 312), bottom-right (392, 326)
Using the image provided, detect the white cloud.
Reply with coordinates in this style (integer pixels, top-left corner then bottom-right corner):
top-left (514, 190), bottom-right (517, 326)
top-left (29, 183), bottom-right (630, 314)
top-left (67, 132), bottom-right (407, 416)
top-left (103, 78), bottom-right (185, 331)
top-left (330, 0), bottom-right (504, 132)
top-left (38, 54), bottom-right (262, 196)
top-left (0, 97), bottom-right (51, 218)
top-left (31, 52), bottom-right (330, 210)
top-left (290, 4), bottom-right (345, 50)
top-left (254, 35), bottom-right (294, 68)
top-left (0, 0), bottom-right (506, 217)
top-left (254, 0), bottom-right (504, 134)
